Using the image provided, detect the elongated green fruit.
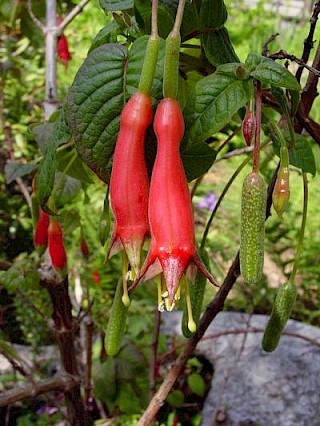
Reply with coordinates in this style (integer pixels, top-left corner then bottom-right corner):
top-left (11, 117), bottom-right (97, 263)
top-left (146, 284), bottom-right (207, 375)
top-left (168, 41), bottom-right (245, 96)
top-left (105, 278), bottom-right (129, 356)
top-left (240, 172), bottom-right (267, 284)
top-left (262, 281), bottom-right (297, 352)
top-left (182, 248), bottom-right (210, 338)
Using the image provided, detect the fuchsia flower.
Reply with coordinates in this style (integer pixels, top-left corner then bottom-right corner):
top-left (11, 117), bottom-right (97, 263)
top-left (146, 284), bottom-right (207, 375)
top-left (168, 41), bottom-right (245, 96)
top-left (132, 98), bottom-right (217, 303)
top-left (107, 92), bottom-right (152, 275)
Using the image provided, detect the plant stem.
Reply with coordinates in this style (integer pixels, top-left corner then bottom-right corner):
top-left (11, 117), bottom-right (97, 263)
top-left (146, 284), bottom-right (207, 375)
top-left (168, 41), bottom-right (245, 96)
top-left (290, 172), bottom-right (308, 281)
top-left (138, 0), bottom-right (160, 95)
top-left (50, 150), bottom-right (78, 203)
top-left (45, 0), bottom-right (58, 120)
top-left (252, 81), bottom-right (262, 173)
top-left (163, 0), bottom-right (186, 99)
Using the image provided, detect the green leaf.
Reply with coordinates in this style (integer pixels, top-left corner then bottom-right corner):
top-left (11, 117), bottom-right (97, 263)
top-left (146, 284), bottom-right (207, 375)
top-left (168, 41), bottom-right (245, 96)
top-left (59, 210), bottom-right (81, 235)
top-left (246, 53), bottom-right (300, 91)
top-left (0, 264), bottom-right (40, 293)
top-left (37, 108), bottom-right (72, 208)
top-left (68, 38), bottom-right (164, 183)
top-left (118, 382), bottom-right (143, 414)
top-left (199, 0), bottom-right (227, 31)
top-left (5, 162), bottom-right (38, 184)
top-left (54, 173), bottom-right (82, 207)
top-left (99, 0), bottom-right (133, 13)
top-left (166, 390), bottom-right (185, 408)
top-left (273, 132), bottom-right (316, 176)
top-left (202, 26), bottom-right (239, 67)
top-left (88, 22), bottom-right (119, 53)
top-left (183, 74), bottom-right (251, 145)
top-left (181, 142), bottom-right (217, 181)
top-left (187, 373), bottom-right (206, 397)
top-left (93, 358), bottom-right (118, 404)
top-left (57, 150), bottom-right (94, 184)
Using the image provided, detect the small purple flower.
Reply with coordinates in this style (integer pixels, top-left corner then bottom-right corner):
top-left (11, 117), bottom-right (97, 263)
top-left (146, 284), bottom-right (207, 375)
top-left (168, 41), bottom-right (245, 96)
top-left (198, 193), bottom-right (218, 211)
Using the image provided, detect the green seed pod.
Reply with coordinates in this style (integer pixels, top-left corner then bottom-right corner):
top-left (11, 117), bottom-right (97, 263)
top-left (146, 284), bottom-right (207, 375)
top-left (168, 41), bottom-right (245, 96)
top-left (181, 248), bottom-right (210, 338)
top-left (262, 281), bottom-right (297, 352)
top-left (105, 278), bottom-right (129, 356)
top-left (240, 172), bottom-right (267, 284)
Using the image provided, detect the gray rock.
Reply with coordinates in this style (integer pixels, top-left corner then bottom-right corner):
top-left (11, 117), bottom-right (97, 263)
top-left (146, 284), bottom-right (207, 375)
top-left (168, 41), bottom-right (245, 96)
top-left (161, 311), bottom-right (320, 426)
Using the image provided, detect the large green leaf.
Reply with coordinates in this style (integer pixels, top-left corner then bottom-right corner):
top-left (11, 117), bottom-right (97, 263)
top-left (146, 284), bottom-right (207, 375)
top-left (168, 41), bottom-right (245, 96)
top-left (183, 73), bottom-right (251, 146)
top-left (37, 108), bottom-right (72, 208)
top-left (67, 38), bottom-right (164, 184)
top-left (199, 0), bottom-right (227, 31)
top-left (5, 162), bottom-right (38, 184)
top-left (181, 142), bottom-right (217, 181)
top-left (202, 26), bottom-right (239, 67)
top-left (99, 0), bottom-right (133, 13)
top-left (246, 53), bottom-right (300, 91)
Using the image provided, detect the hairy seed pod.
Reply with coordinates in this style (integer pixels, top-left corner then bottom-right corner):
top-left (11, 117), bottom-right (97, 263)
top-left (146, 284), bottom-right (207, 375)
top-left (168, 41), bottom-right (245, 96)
top-left (105, 278), bottom-right (129, 356)
top-left (262, 281), bottom-right (297, 352)
top-left (240, 172), bottom-right (267, 284)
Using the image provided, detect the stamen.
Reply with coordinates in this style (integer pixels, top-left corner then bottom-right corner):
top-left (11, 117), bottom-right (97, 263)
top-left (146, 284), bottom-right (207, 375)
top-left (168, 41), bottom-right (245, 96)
top-left (184, 277), bottom-right (196, 333)
top-left (122, 252), bottom-right (130, 307)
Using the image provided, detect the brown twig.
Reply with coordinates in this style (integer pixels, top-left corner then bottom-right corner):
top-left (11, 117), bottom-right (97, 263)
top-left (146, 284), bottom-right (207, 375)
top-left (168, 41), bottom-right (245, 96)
top-left (0, 373), bottom-right (80, 407)
top-left (296, 1), bottom-right (320, 83)
top-left (42, 274), bottom-right (87, 425)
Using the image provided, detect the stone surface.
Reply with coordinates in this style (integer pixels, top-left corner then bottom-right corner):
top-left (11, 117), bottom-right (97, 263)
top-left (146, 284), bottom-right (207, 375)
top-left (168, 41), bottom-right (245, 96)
top-left (161, 311), bottom-right (320, 426)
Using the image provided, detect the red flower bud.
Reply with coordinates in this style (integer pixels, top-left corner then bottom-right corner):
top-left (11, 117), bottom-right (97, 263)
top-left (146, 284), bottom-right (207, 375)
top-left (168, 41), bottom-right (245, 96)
top-left (80, 238), bottom-right (89, 258)
top-left (242, 105), bottom-right (255, 147)
top-left (48, 220), bottom-right (67, 271)
top-left (92, 270), bottom-right (101, 284)
top-left (133, 98), bottom-right (217, 303)
top-left (34, 210), bottom-right (50, 251)
top-left (107, 92), bottom-right (152, 274)
top-left (273, 146), bottom-right (290, 218)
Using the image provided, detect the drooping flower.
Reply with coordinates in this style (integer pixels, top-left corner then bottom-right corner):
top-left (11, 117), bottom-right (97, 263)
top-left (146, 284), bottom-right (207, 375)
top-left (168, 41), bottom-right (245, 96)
top-left (132, 98), bottom-right (218, 304)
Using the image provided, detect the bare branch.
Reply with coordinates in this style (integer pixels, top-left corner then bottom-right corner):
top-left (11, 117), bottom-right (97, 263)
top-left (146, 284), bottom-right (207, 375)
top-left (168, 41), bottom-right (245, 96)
top-left (27, 0), bottom-right (45, 32)
top-left (296, 1), bottom-right (320, 83)
top-left (58, 0), bottom-right (91, 33)
top-left (0, 373), bottom-right (80, 407)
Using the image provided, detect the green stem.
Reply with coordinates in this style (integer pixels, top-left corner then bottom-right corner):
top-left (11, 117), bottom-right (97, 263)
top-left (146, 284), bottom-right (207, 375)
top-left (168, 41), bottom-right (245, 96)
top-left (289, 172), bottom-right (308, 282)
top-left (163, 0), bottom-right (186, 99)
top-left (138, 0), bottom-right (159, 95)
top-left (263, 110), bottom-right (288, 149)
top-left (51, 150), bottom-right (78, 201)
top-left (252, 80), bottom-right (262, 173)
top-left (200, 140), bottom-right (270, 249)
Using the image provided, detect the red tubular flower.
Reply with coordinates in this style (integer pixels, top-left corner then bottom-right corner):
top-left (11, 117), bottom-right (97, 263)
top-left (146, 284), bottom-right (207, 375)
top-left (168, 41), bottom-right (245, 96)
top-left (48, 220), bottom-right (67, 271)
top-left (133, 98), bottom-right (217, 303)
top-left (34, 210), bottom-right (50, 250)
top-left (106, 92), bottom-right (152, 275)
top-left (58, 34), bottom-right (72, 70)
